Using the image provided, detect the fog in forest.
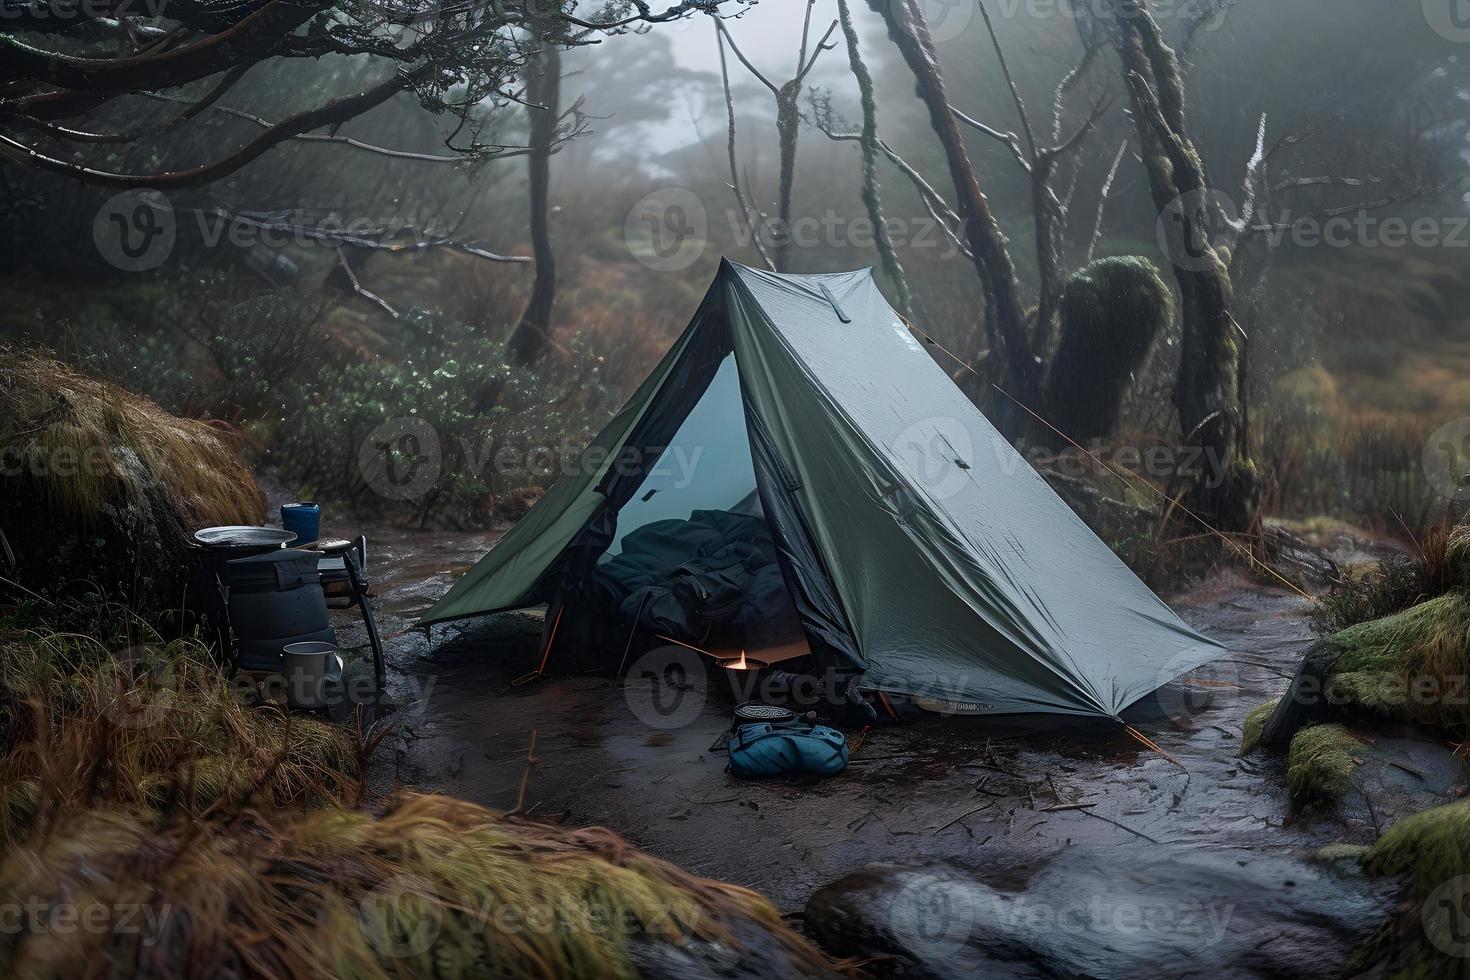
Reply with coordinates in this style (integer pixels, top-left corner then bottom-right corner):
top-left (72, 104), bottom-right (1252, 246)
top-left (4, 2), bottom-right (1470, 976)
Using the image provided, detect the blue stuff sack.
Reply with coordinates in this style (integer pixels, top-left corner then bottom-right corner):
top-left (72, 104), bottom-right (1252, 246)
top-left (726, 722), bottom-right (849, 778)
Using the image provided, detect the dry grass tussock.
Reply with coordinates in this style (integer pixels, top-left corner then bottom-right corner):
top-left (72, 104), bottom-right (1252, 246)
top-left (1, 791), bottom-right (839, 979)
top-left (0, 614), bottom-right (359, 839)
top-left (0, 611), bottom-right (838, 978)
top-left (0, 348), bottom-right (264, 527)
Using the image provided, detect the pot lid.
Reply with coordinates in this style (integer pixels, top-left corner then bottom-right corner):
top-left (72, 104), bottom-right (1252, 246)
top-left (193, 526), bottom-right (298, 549)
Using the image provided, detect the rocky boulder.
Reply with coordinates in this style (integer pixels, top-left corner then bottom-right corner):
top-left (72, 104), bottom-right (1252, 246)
top-left (805, 846), bottom-right (1397, 978)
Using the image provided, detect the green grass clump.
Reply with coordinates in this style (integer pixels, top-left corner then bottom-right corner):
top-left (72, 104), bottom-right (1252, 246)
top-left (1335, 593), bottom-right (1470, 672)
top-left (1311, 555), bottom-right (1435, 635)
top-left (1239, 698), bottom-right (1280, 755)
top-left (1286, 724), bottom-right (1359, 813)
top-left (1446, 525), bottom-right (1470, 593)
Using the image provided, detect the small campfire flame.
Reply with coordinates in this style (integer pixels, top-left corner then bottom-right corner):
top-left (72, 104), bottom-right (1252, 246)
top-left (711, 648), bottom-right (767, 673)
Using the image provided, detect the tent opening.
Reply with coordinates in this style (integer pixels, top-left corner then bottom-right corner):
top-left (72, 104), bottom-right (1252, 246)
top-left (592, 354), bottom-right (810, 665)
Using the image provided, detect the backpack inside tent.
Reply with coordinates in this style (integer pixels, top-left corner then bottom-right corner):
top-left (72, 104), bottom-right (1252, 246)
top-left (421, 260), bottom-right (1226, 720)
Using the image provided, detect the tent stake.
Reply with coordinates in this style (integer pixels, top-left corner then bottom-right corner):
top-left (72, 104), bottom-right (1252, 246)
top-left (513, 606), bottom-right (564, 687)
top-left (614, 593), bottom-right (653, 680)
top-left (1123, 723), bottom-right (1185, 771)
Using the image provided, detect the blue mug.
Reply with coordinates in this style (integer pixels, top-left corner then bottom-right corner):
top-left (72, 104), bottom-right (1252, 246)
top-left (282, 502), bottom-right (321, 546)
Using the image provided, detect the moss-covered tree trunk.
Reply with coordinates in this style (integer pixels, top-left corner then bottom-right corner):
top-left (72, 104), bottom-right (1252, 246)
top-left (1042, 257), bottom-right (1171, 446)
top-left (865, 0), bottom-right (1038, 422)
top-left (1111, 0), bottom-right (1260, 530)
top-left (772, 78), bottom-right (801, 273)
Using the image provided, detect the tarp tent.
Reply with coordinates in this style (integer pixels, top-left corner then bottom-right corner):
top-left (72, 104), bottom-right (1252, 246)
top-left (422, 261), bottom-right (1226, 720)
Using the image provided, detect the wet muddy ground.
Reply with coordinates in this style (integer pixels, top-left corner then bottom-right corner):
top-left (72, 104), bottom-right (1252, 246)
top-left (321, 521), bottom-right (1465, 936)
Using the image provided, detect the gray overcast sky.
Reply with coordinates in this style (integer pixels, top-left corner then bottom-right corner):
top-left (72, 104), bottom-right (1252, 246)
top-left (600, 0), bottom-right (895, 157)
top-left (664, 1), bottom-right (851, 75)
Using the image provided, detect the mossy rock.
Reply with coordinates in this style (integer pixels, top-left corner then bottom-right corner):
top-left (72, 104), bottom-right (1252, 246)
top-left (1352, 799), bottom-right (1470, 975)
top-left (1333, 592), bottom-right (1470, 734)
top-left (1239, 698), bottom-right (1280, 756)
top-left (1265, 590), bottom-right (1470, 751)
top-left (1252, 639), bottom-right (1347, 753)
top-left (1310, 843), bottom-right (1371, 877)
top-left (1287, 724), bottom-right (1360, 813)
top-left (1365, 798), bottom-right (1470, 886)
top-left (1324, 670), bottom-right (1408, 717)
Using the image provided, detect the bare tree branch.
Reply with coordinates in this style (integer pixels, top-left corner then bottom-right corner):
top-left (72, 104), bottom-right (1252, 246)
top-left (716, 20), bottom-right (776, 270)
top-left (336, 246), bottom-right (401, 319)
top-left (0, 72), bottom-right (412, 189)
top-left (1085, 139), bottom-right (1128, 264)
top-left (136, 90), bottom-right (570, 163)
top-left (977, 0), bottom-right (1038, 160)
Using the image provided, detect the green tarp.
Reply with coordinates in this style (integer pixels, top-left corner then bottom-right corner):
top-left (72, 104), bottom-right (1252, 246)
top-left (422, 261), bottom-right (1226, 719)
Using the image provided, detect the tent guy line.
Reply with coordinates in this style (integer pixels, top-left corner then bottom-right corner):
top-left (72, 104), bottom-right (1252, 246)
top-left (895, 314), bottom-right (1313, 602)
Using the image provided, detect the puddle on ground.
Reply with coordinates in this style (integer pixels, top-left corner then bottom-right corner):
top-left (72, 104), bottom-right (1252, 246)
top-left (323, 521), bottom-right (1463, 945)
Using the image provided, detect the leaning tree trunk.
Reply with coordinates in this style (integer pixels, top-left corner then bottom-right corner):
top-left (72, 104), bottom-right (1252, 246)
top-left (507, 40), bottom-right (561, 365)
top-left (865, 0), bottom-right (1038, 422)
top-left (1112, 0), bottom-right (1260, 531)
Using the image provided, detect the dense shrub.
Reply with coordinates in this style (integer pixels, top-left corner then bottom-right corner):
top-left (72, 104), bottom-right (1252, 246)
top-left (24, 275), bottom-right (621, 528)
top-left (270, 310), bottom-right (616, 526)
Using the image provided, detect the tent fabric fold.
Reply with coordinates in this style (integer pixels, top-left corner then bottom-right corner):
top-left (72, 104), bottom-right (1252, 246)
top-left (421, 260), bottom-right (1227, 719)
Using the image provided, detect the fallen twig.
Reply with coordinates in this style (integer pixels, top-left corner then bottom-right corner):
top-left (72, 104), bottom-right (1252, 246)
top-left (1077, 807), bottom-right (1159, 844)
top-left (509, 728), bottom-right (538, 814)
top-left (1389, 761), bottom-right (1424, 780)
top-left (934, 802), bottom-right (995, 835)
